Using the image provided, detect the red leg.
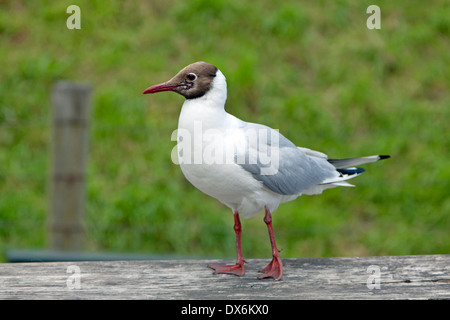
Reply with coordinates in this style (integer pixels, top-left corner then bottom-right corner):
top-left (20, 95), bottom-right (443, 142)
top-left (209, 211), bottom-right (247, 276)
top-left (259, 207), bottom-right (283, 280)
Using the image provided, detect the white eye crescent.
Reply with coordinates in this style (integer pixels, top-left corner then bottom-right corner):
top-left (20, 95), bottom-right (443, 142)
top-left (186, 73), bottom-right (198, 81)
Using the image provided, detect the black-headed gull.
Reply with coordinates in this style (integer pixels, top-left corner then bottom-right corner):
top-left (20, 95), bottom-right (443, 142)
top-left (143, 61), bottom-right (390, 280)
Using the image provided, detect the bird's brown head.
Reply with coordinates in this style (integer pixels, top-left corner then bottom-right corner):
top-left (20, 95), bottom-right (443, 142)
top-left (143, 61), bottom-right (218, 100)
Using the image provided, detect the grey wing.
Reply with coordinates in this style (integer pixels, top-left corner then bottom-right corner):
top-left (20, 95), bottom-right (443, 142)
top-left (236, 123), bottom-right (338, 195)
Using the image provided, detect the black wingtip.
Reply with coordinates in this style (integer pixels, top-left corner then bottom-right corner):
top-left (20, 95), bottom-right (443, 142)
top-left (337, 167), bottom-right (366, 175)
top-left (379, 155), bottom-right (391, 160)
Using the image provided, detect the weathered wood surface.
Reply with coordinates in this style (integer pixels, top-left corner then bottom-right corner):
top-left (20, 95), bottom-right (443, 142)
top-left (0, 255), bottom-right (448, 300)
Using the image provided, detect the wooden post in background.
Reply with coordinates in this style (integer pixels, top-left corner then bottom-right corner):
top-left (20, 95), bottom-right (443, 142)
top-left (49, 81), bottom-right (92, 251)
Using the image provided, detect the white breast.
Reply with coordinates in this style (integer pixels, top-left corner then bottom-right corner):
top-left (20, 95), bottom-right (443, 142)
top-left (175, 71), bottom-right (285, 218)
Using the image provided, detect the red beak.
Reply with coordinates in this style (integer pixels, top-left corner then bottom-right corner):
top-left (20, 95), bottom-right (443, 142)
top-left (142, 82), bottom-right (179, 94)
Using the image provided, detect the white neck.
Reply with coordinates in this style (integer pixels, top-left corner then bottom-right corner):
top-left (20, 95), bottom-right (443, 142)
top-left (178, 70), bottom-right (228, 130)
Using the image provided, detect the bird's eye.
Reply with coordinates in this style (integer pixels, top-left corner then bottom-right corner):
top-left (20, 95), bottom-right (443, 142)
top-left (186, 73), bottom-right (198, 81)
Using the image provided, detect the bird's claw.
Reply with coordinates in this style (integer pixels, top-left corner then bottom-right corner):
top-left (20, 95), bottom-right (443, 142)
top-left (258, 255), bottom-right (283, 280)
top-left (208, 260), bottom-right (247, 277)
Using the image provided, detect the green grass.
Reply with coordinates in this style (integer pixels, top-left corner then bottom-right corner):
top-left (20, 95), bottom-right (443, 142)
top-left (0, 0), bottom-right (449, 262)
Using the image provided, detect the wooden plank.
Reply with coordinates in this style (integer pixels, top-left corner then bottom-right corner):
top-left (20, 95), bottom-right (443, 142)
top-left (0, 255), bottom-right (448, 300)
top-left (49, 81), bottom-right (92, 251)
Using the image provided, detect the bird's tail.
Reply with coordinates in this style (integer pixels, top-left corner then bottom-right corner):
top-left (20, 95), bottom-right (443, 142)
top-left (327, 155), bottom-right (391, 169)
top-left (318, 155), bottom-right (390, 187)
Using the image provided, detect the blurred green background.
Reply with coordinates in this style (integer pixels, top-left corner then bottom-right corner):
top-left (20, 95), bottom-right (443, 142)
top-left (0, 0), bottom-right (448, 262)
